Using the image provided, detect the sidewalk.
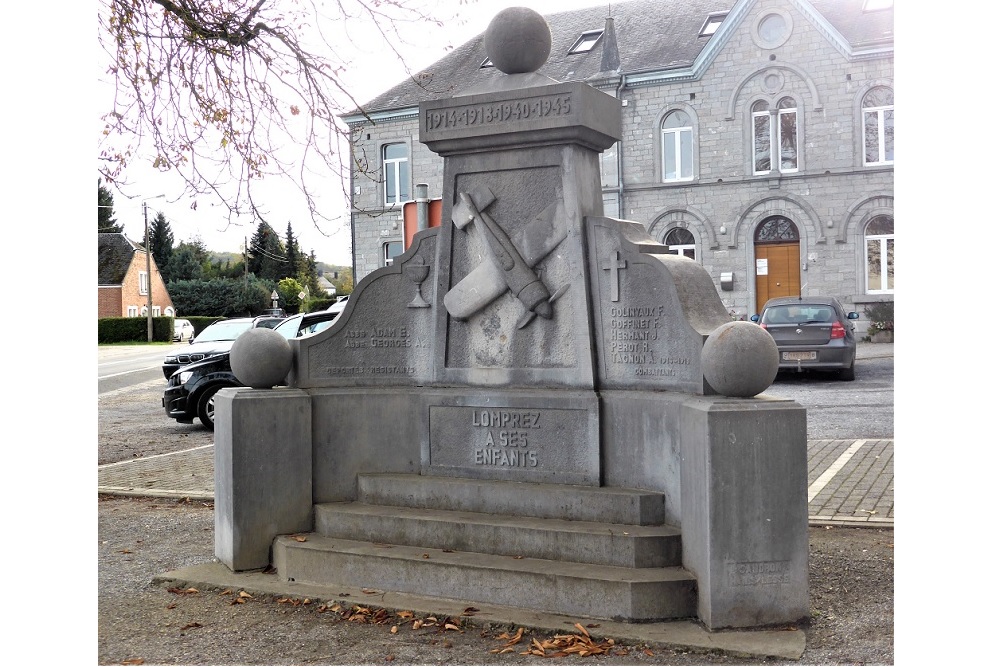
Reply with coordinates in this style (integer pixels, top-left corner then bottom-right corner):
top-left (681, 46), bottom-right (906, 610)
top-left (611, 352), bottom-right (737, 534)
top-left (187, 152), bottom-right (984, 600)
top-left (98, 440), bottom-right (893, 528)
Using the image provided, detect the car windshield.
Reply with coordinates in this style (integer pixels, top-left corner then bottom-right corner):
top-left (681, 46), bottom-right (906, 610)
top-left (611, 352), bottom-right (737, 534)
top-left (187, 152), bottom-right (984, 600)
top-left (193, 320), bottom-right (252, 342)
top-left (761, 305), bottom-right (835, 325)
top-left (274, 315), bottom-right (304, 339)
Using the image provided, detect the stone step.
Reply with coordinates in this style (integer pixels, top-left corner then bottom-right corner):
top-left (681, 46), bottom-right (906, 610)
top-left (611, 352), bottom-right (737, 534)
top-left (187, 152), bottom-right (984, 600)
top-left (273, 534), bottom-right (697, 622)
top-left (357, 473), bottom-right (666, 526)
top-left (314, 502), bottom-right (682, 568)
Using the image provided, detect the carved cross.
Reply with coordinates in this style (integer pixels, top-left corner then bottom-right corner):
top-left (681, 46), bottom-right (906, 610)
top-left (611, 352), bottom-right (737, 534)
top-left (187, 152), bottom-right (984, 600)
top-left (602, 250), bottom-right (627, 302)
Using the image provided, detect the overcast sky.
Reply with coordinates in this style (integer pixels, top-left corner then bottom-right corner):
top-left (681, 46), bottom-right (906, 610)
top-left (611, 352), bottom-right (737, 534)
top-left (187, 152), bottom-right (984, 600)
top-left (104, 0), bottom-right (608, 267)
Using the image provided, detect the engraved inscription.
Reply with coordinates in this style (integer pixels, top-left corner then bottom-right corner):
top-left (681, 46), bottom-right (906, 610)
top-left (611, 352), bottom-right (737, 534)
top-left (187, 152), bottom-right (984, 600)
top-left (472, 409), bottom-right (540, 468)
top-left (728, 560), bottom-right (792, 586)
top-left (606, 305), bottom-right (692, 375)
top-left (425, 93), bottom-right (573, 132)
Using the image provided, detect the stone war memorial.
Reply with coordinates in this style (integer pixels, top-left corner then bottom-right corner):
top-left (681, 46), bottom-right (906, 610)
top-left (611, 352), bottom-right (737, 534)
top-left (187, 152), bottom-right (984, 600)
top-left (214, 7), bottom-right (808, 637)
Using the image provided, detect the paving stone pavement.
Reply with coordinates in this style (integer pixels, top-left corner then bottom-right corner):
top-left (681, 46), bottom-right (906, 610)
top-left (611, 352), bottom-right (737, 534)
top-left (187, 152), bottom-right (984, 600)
top-left (97, 438), bottom-right (893, 528)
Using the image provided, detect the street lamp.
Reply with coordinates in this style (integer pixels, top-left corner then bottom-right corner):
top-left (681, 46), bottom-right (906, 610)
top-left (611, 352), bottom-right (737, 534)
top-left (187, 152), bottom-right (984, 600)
top-left (143, 195), bottom-right (166, 342)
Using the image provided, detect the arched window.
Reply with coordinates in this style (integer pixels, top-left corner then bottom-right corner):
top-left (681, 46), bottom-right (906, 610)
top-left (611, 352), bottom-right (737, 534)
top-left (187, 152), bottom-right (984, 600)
top-left (863, 87), bottom-right (894, 165)
top-left (864, 215), bottom-right (894, 293)
top-left (752, 98), bottom-right (798, 175)
top-left (661, 111), bottom-right (693, 182)
top-left (663, 228), bottom-right (695, 260)
top-left (754, 215), bottom-right (799, 243)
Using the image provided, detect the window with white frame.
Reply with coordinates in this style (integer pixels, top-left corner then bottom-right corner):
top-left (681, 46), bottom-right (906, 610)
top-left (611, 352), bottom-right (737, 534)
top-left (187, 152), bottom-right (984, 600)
top-left (153, 306), bottom-right (161, 317)
top-left (569, 30), bottom-right (603, 54)
top-left (139, 271), bottom-right (149, 295)
top-left (127, 306), bottom-right (138, 317)
top-left (661, 111), bottom-right (693, 182)
top-left (752, 97), bottom-right (798, 175)
top-left (663, 228), bottom-right (696, 260)
top-left (863, 87), bottom-right (894, 165)
top-left (864, 215), bottom-right (894, 293)
top-left (382, 143), bottom-right (410, 206)
top-left (383, 241), bottom-right (404, 266)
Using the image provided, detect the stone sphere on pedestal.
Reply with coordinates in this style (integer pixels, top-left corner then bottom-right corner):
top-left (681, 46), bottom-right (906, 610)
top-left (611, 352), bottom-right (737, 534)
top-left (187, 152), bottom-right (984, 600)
top-left (701, 321), bottom-right (779, 397)
top-left (230, 328), bottom-right (293, 389)
top-left (484, 7), bottom-right (551, 74)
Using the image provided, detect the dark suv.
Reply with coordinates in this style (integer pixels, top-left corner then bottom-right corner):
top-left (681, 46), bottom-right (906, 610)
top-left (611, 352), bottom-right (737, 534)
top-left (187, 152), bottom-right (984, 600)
top-left (162, 310), bottom-right (343, 429)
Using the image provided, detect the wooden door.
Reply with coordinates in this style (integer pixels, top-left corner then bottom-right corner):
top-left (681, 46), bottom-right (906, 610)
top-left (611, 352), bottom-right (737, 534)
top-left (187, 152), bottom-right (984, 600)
top-left (754, 243), bottom-right (801, 313)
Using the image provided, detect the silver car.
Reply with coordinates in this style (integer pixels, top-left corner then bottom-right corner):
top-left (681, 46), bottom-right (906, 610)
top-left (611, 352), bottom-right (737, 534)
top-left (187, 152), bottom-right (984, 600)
top-left (752, 296), bottom-right (860, 380)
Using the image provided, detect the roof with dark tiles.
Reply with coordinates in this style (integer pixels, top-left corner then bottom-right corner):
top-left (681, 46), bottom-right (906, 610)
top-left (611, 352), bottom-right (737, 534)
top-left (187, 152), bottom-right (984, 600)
top-left (98, 233), bottom-right (144, 286)
top-left (345, 0), bottom-right (892, 118)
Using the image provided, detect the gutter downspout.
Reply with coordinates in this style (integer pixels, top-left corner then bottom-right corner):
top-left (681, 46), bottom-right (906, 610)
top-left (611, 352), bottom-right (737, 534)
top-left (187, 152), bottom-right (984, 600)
top-left (348, 126), bottom-right (358, 283)
top-left (615, 74), bottom-right (626, 220)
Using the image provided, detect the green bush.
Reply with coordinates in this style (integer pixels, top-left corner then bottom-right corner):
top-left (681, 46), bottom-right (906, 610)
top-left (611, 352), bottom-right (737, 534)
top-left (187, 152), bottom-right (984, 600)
top-left (98, 316), bottom-right (174, 344)
top-left (863, 301), bottom-right (894, 336)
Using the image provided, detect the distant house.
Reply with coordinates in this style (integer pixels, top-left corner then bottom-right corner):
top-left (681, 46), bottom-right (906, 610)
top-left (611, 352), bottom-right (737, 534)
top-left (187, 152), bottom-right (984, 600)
top-left (98, 233), bottom-right (175, 319)
top-left (317, 273), bottom-right (338, 296)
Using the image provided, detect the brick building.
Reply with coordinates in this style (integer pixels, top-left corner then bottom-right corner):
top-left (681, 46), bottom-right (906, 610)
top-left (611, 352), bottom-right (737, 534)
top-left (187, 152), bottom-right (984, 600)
top-left (342, 0), bottom-right (893, 325)
top-left (98, 233), bottom-right (175, 319)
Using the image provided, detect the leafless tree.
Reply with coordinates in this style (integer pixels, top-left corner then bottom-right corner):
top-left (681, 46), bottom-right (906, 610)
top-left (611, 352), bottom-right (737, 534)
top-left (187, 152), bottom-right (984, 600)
top-left (98, 0), bottom-right (453, 232)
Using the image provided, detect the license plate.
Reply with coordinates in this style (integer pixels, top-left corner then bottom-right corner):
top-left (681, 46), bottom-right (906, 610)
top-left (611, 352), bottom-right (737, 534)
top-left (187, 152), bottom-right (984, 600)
top-left (783, 351), bottom-right (817, 361)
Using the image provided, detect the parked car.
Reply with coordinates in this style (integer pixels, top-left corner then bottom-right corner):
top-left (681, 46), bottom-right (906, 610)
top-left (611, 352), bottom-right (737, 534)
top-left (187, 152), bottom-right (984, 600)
top-left (162, 310), bottom-right (344, 429)
top-left (161, 317), bottom-right (256, 379)
top-left (172, 319), bottom-right (194, 342)
top-left (751, 296), bottom-right (860, 380)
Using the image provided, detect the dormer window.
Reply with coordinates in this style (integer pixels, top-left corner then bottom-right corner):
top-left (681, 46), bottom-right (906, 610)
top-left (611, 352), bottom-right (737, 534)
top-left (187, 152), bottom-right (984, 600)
top-left (699, 13), bottom-right (727, 37)
top-left (569, 30), bottom-right (603, 54)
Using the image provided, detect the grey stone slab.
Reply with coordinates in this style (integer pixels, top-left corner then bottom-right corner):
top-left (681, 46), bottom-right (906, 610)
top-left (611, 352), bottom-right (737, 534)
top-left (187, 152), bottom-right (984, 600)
top-left (290, 231), bottom-right (439, 389)
top-left (680, 397), bottom-right (809, 630)
top-left (424, 389), bottom-right (600, 485)
top-left (273, 535), bottom-right (696, 622)
top-left (214, 388), bottom-right (313, 571)
top-left (357, 473), bottom-right (666, 526)
top-left (586, 215), bottom-right (731, 394)
top-left (313, 502), bottom-right (681, 568)
top-left (153, 562), bottom-right (805, 661)
top-left (419, 81), bottom-right (622, 155)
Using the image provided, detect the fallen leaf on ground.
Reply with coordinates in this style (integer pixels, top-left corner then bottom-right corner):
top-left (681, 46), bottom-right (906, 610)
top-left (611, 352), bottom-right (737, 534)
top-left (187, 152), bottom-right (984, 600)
top-left (179, 622), bottom-right (202, 631)
top-left (121, 659), bottom-right (145, 665)
top-left (462, 607), bottom-right (479, 616)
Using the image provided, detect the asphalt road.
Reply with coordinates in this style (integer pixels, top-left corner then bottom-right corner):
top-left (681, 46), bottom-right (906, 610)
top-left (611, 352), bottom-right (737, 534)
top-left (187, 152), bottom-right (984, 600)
top-left (762, 355), bottom-right (894, 440)
top-left (98, 343), bottom-right (185, 393)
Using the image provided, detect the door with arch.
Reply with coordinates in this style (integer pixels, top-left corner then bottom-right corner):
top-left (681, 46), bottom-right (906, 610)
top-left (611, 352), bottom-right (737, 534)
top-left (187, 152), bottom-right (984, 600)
top-left (754, 215), bottom-right (801, 313)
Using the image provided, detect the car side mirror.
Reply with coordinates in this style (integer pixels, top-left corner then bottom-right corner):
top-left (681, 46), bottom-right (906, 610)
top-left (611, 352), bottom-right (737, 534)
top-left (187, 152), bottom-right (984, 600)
top-left (847, 312), bottom-right (859, 319)
top-left (750, 314), bottom-right (760, 322)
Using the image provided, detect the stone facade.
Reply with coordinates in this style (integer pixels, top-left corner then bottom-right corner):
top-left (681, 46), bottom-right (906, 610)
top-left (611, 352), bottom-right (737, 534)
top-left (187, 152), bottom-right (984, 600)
top-left (344, 0), bottom-right (894, 330)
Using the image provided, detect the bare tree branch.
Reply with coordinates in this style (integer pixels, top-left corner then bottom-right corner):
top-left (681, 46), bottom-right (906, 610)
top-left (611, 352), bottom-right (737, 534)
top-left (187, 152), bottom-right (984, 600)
top-left (98, 0), bottom-right (454, 238)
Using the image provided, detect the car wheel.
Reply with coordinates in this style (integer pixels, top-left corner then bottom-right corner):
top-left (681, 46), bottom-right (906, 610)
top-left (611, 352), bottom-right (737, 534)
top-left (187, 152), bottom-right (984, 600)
top-left (197, 386), bottom-right (222, 430)
top-left (838, 362), bottom-right (856, 381)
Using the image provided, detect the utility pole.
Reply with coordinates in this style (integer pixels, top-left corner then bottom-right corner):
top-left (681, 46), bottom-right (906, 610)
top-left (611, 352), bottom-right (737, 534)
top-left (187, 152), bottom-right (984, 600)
top-left (143, 195), bottom-right (165, 342)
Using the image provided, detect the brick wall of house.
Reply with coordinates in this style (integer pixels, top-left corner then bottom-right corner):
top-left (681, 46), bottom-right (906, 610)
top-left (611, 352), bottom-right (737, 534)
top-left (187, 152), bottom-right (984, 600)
top-left (99, 252), bottom-right (175, 318)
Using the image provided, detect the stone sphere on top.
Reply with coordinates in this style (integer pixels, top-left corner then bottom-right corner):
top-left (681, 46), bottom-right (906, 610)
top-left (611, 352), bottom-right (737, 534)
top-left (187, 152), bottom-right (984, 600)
top-left (484, 7), bottom-right (552, 74)
top-left (701, 321), bottom-right (779, 398)
top-left (230, 327), bottom-right (293, 389)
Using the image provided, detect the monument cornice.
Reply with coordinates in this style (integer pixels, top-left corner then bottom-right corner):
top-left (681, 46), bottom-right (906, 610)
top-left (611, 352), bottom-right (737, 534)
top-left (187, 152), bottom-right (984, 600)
top-left (419, 81), bottom-right (622, 156)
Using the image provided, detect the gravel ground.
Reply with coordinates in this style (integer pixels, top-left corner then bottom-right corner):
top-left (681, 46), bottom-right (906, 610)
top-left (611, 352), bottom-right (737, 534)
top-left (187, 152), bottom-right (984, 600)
top-left (98, 380), bottom-right (894, 665)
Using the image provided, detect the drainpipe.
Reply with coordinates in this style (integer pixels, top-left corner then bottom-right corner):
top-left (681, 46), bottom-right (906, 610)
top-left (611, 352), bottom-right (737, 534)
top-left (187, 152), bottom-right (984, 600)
top-left (415, 183), bottom-right (429, 232)
top-left (615, 74), bottom-right (626, 220)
